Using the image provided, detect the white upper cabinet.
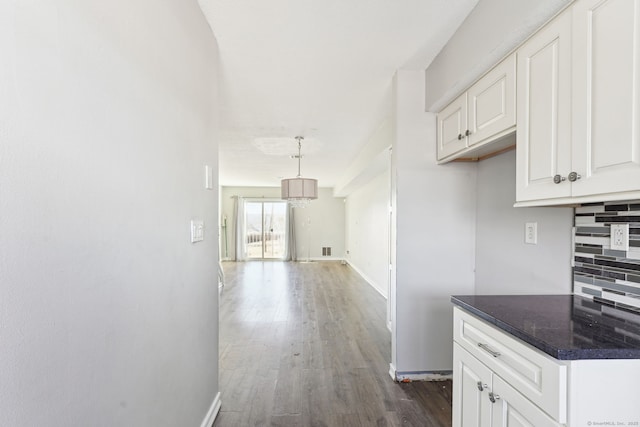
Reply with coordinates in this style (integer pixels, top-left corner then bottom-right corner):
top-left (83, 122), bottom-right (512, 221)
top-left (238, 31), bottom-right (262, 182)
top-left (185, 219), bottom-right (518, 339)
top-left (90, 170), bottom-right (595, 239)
top-left (438, 94), bottom-right (468, 159)
top-left (516, 8), bottom-right (572, 202)
top-left (437, 54), bottom-right (516, 162)
top-left (516, 0), bottom-right (640, 205)
top-left (468, 56), bottom-right (516, 147)
top-left (571, 0), bottom-right (640, 197)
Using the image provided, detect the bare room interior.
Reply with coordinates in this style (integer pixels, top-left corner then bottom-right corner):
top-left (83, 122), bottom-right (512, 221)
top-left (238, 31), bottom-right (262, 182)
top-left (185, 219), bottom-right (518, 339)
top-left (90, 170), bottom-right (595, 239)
top-left (3, 0), bottom-right (640, 426)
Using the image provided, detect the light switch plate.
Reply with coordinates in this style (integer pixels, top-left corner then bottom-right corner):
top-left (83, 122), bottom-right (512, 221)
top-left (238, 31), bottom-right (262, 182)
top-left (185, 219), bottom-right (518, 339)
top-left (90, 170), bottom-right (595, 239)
top-left (525, 222), bottom-right (537, 245)
top-left (205, 165), bottom-right (214, 190)
top-left (610, 223), bottom-right (629, 251)
top-left (191, 220), bottom-right (204, 243)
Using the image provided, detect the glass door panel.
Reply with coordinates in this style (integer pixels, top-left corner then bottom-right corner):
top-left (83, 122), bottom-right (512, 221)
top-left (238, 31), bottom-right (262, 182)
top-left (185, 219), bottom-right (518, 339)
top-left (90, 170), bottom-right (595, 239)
top-left (244, 201), bottom-right (287, 260)
top-left (263, 202), bottom-right (287, 258)
top-left (245, 202), bottom-right (264, 259)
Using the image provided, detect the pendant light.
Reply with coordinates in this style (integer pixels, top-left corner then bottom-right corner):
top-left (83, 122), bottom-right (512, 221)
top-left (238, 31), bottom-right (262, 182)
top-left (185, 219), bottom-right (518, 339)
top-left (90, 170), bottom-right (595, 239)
top-left (281, 136), bottom-right (318, 208)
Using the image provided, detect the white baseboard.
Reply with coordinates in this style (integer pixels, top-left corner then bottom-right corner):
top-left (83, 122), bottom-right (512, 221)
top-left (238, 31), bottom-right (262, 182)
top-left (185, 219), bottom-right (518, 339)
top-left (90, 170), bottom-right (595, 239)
top-left (200, 392), bottom-right (222, 427)
top-left (346, 261), bottom-right (387, 299)
top-left (389, 363), bottom-right (397, 381)
top-left (296, 257), bottom-right (345, 262)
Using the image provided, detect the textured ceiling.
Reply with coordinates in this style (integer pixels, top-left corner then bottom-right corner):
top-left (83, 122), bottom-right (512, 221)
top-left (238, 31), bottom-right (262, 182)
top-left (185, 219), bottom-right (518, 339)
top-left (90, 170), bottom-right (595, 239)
top-left (199, 0), bottom-right (478, 188)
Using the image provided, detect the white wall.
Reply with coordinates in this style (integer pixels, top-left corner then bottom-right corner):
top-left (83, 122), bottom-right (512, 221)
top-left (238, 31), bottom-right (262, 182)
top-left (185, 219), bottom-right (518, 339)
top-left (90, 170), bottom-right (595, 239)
top-left (425, 0), bottom-right (570, 111)
top-left (474, 150), bottom-right (573, 294)
top-left (334, 119), bottom-right (392, 197)
top-left (220, 187), bottom-right (345, 261)
top-left (345, 170), bottom-right (390, 298)
top-left (392, 70), bottom-right (477, 375)
top-left (0, 2), bottom-right (220, 426)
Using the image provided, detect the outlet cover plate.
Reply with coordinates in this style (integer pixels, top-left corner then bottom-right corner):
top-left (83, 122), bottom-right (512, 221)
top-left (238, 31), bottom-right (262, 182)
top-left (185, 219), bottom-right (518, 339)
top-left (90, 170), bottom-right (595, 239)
top-left (525, 222), bottom-right (538, 245)
top-left (610, 223), bottom-right (629, 251)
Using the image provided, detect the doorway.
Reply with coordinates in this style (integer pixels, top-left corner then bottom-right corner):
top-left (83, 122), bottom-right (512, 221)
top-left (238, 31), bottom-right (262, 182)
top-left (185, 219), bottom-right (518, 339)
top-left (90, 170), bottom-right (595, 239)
top-left (245, 201), bottom-right (288, 259)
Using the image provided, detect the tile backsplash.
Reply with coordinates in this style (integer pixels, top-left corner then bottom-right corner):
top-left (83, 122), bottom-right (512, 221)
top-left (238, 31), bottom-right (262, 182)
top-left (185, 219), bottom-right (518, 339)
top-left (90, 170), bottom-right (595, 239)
top-left (574, 200), bottom-right (640, 312)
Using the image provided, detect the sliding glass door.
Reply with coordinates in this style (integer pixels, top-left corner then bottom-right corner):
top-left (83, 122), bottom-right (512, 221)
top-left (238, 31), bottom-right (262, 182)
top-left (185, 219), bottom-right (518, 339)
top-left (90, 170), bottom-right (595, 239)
top-left (244, 201), bottom-right (287, 259)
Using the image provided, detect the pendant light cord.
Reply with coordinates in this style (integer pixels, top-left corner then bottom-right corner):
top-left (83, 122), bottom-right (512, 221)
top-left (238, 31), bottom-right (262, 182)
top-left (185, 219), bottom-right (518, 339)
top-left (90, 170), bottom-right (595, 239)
top-left (296, 136), bottom-right (303, 178)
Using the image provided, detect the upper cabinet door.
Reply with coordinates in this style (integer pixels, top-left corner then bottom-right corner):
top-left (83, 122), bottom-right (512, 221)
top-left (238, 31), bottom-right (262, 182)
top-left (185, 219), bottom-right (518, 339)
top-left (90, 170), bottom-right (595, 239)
top-left (468, 54), bottom-right (516, 147)
top-left (437, 94), bottom-right (468, 160)
top-left (516, 9), bottom-right (573, 202)
top-left (571, 0), bottom-right (640, 197)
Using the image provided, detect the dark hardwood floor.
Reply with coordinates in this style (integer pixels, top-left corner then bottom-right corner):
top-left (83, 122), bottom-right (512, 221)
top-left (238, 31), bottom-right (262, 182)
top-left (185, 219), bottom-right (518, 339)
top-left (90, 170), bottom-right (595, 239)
top-left (214, 261), bottom-right (452, 427)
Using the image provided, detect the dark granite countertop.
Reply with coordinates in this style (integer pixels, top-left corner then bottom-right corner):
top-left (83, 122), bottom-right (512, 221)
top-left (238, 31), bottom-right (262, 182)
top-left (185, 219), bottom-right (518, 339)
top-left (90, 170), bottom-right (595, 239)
top-left (451, 294), bottom-right (640, 360)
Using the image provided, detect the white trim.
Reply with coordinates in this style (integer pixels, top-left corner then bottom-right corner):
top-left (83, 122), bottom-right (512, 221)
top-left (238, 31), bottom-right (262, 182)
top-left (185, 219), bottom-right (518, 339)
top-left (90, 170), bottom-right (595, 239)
top-left (346, 261), bottom-right (388, 299)
top-left (571, 227), bottom-right (576, 267)
top-left (514, 190), bottom-right (640, 207)
top-left (296, 257), bottom-right (346, 262)
top-left (389, 363), bottom-right (397, 381)
top-left (200, 392), bottom-right (222, 427)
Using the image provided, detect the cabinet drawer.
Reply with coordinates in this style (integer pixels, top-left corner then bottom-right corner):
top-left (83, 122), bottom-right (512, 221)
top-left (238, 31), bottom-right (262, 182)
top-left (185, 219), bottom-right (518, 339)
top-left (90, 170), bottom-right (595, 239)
top-left (453, 307), bottom-right (567, 423)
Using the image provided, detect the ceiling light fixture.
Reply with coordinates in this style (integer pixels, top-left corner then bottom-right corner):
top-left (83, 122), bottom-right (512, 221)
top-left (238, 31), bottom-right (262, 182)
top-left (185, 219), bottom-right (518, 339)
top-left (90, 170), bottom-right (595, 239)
top-left (281, 136), bottom-right (318, 208)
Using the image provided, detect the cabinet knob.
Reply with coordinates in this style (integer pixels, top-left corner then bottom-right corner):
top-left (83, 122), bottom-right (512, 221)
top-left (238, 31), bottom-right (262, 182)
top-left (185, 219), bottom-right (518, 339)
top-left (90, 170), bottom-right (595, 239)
top-left (458, 133), bottom-right (463, 140)
top-left (465, 129), bottom-right (471, 137)
top-left (476, 381), bottom-right (488, 392)
top-left (489, 392), bottom-right (500, 403)
top-left (553, 174), bottom-right (566, 184)
top-left (568, 172), bottom-right (582, 182)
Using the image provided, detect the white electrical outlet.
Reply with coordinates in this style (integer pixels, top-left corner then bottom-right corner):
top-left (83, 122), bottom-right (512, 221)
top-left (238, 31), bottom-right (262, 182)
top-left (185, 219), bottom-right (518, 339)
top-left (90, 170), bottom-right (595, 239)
top-left (610, 223), bottom-right (629, 251)
top-left (525, 222), bottom-right (538, 244)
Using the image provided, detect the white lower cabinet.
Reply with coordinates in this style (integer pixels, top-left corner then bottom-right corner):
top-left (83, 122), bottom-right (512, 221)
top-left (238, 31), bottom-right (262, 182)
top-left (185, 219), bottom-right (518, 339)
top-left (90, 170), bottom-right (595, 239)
top-left (453, 343), bottom-right (492, 427)
top-left (491, 375), bottom-right (560, 427)
top-left (453, 307), bottom-right (640, 427)
top-left (453, 344), bottom-right (560, 427)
